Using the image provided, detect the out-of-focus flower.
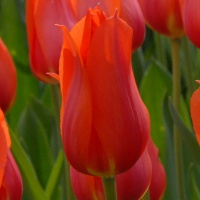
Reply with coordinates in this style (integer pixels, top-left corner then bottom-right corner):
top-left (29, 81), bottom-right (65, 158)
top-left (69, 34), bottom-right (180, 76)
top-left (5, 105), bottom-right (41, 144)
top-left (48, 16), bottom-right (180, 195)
top-left (26, 0), bottom-right (145, 83)
top-left (180, 0), bottom-right (200, 47)
top-left (58, 7), bottom-right (150, 177)
top-left (70, 149), bottom-right (152, 200)
top-left (147, 138), bottom-right (166, 200)
top-left (190, 80), bottom-right (200, 144)
top-left (138, 0), bottom-right (184, 38)
top-left (26, 0), bottom-right (77, 83)
top-left (0, 39), bottom-right (17, 113)
top-left (0, 109), bottom-right (23, 200)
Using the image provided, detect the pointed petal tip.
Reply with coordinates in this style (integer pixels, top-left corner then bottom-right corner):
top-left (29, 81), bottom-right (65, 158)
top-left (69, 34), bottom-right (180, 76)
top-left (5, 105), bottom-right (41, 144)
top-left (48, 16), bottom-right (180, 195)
top-left (195, 80), bottom-right (200, 84)
top-left (46, 72), bottom-right (60, 83)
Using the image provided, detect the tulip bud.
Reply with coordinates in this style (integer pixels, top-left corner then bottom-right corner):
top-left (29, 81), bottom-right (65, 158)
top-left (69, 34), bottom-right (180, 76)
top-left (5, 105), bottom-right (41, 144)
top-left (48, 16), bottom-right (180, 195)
top-left (59, 7), bottom-right (150, 177)
top-left (148, 139), bottom-right (166, 200)
top-left (0, 39), bottom-right (17, 113)
top-left (0, 109), bottom-right (23, 200)
top-left (181, 0), bottom-right (200, 47)
top-left (138, 0), bottom-right (184, 38)
top-left (70, 149), bottom-right (152, 200)
top-left (26, 0), bottom-right (76, 83)
top-left (190, 81), bottom-right (200, 144)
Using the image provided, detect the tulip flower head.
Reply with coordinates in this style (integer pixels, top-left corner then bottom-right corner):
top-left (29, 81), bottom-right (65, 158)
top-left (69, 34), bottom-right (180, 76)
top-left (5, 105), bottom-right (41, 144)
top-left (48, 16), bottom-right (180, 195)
top-left (70, 148), bottom-right (152, 200)
top-left (58, 6), bottom-right (150, 177)
top-left (181, 0), bottom-right (200, 48)
top-left (148, 139), bottom-right (166, 200)
top-left (26, 0), bottom-right (145, 83)
top-left (0, 39), bottom-right (17, 113)
top-left (0, 109), bottom-right (23, 200)
top-left (190, 80), bottom-right (200, 144)
top-left (138, 0), bottom-right (184, 38)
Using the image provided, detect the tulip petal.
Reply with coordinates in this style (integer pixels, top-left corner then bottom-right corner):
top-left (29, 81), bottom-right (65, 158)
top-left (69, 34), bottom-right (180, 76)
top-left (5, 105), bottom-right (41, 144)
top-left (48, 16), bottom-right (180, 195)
top-left (190, 86), bottom-right (200, 144)
top-left (116, 149), bottom-right (152, 200)
top-left (59, 26), bottom-right (93, 173)
top-left (86, 12), bottom-right (150, 175)
top-left (0, 39), bottom-right (17, 113)
top-left (0, 121), bottom-right (7, 186)
top-left (0, 150), bottom-right (23, 200)
top-left (70, 166), bottom-right (105, 200)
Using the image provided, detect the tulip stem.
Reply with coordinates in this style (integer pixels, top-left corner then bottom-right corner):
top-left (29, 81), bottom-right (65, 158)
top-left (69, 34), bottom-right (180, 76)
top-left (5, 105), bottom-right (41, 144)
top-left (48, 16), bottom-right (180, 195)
top-left (103, 177), bottom-right (117, 200)
top-left (171, 38), bottom-right (185, 200)
top-left (182, 37), bottom-right (194, 96)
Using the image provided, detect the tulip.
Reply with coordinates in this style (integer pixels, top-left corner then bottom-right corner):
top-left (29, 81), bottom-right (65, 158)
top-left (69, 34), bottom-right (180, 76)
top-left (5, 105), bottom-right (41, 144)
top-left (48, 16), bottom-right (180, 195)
top-left (0, 109), bottom-right (23, 200)
top-left (71, 0), bottom-right (146, 51)
top-left (181, 0), bottom-right (200, 47)
top-left (147, 139), bottom-right (166, 200)
top-left (58, 7), bottom-right (150, 177)
top-left (70, 149), bottom-right (152, 200)
top-left (26, 0), bottom-right (77, 83)
top-left (190, 80), bottom-right (200, 144)
top-left (26, 0), bottom-right (145, 83)
top-left (0, 38), bottom-right (17, 113)
top-left (138, 0), bottom-right (184, 38)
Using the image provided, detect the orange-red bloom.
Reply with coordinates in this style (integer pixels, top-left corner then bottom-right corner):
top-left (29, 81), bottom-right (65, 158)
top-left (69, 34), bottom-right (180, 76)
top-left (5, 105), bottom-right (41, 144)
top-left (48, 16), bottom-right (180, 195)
top-left (190, 81), bottom-right (200, 144)
top-left (70, 149), bottom-right (152, 200)
top-left (147, 139), bottom-right (166, 200)
top-left (59, 7), bottom-right (150, 177)
top-left (138, 0), bottom-right (184, 38)
top-left (26, 0), bottom-right (145, 83)
top-left (0, 39), bottom-right (17, 113)
top-left (181, 0), bottom-right (200, 47)
top-left (0, 109), bottom-right (23, 200)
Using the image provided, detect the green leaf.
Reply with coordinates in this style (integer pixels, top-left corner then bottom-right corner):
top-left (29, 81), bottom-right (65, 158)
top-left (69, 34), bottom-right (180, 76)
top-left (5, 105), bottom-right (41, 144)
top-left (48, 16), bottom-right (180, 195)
top-left (17, 100), bottom-right (54, 188)
top-left (168, 99), bottom-right (200, 163)
top-left (45, 151), bottom-right (64, 199)
top-left (10, 131), bottom-right (48, 200)
top-left (0, 0), bottom-right (29, 72)
top-left (140, 62), bottom-right (172, 156)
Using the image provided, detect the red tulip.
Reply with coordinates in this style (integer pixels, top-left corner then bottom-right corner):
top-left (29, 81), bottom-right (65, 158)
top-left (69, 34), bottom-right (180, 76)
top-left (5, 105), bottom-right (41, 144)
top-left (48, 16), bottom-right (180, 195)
top-left (71, 0), bottom-right (146, 51)
top-left (70, 149), bottom-right (152, 200)
top-left (190, 80), bottom-right (200, 144)
top-left (138, 0), bottom-right (184, 38)
top-left (0, 109), bottom-right (23, 200)
top-left (26, 0), bottom-right (145, 83)
top-left (26, 0), bottom-right (77, 83)
top-left (0, 39), bottom-right (17, 113)
top-left (59, 7), bottom-right (150, 177)
top-left (147, 139), bottom-right (166, 200)
top-left (181, 0), bottom-right (200, 47)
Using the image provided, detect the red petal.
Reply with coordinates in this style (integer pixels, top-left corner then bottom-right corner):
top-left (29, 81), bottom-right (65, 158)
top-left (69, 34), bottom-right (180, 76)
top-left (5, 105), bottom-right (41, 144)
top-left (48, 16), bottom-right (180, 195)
top-left (86, 12), bottom-right (150, 175)
top-left (0, 39), bottom-right (17, 113)
top-left (190, 87), bottom-right (200, 144)
top-left (1, 150), bottom-right (23, 200)
top-left (59, 26), bottom-right (93, 173)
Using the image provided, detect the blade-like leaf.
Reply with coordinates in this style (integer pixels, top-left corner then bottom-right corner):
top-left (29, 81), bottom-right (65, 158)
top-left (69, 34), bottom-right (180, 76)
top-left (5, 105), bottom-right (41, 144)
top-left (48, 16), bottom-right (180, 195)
top-left (10, 131), bottom-right (48, 200)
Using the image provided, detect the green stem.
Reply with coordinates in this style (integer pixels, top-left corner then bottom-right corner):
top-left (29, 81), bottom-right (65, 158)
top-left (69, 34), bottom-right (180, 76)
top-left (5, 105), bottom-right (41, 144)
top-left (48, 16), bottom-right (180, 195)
top-left (171, 38), bottom-right (185, 200)
top-left (103, 177), bottom-right (117, 200)
top-left (182, 37), bottom-right (194, 96)
top-left (154, 31), bottom-right (167, 67)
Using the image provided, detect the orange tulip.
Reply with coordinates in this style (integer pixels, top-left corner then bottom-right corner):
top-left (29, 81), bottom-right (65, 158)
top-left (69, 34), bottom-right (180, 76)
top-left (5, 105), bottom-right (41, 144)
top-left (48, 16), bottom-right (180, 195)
top-left (26, 0), bottom-right (145, 83)
top-left (147, 139), bottom-right (166, 200)
top-left (71, 0), bottom-right (146, 51)
top-left (70, 149), bottom-right (152, 200)
top-left (58, 7), bottom-right (150, 177)
top-left (0, 109), bottom-right (23, 200)
top-left (181, 0), bottom-right (200, 47)
top-left (138, 0), bottom-right (184, 38)
top-left (190, 80), bottom-right (200, 144)
top-left (0, 39), bottom-right (17, 113)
